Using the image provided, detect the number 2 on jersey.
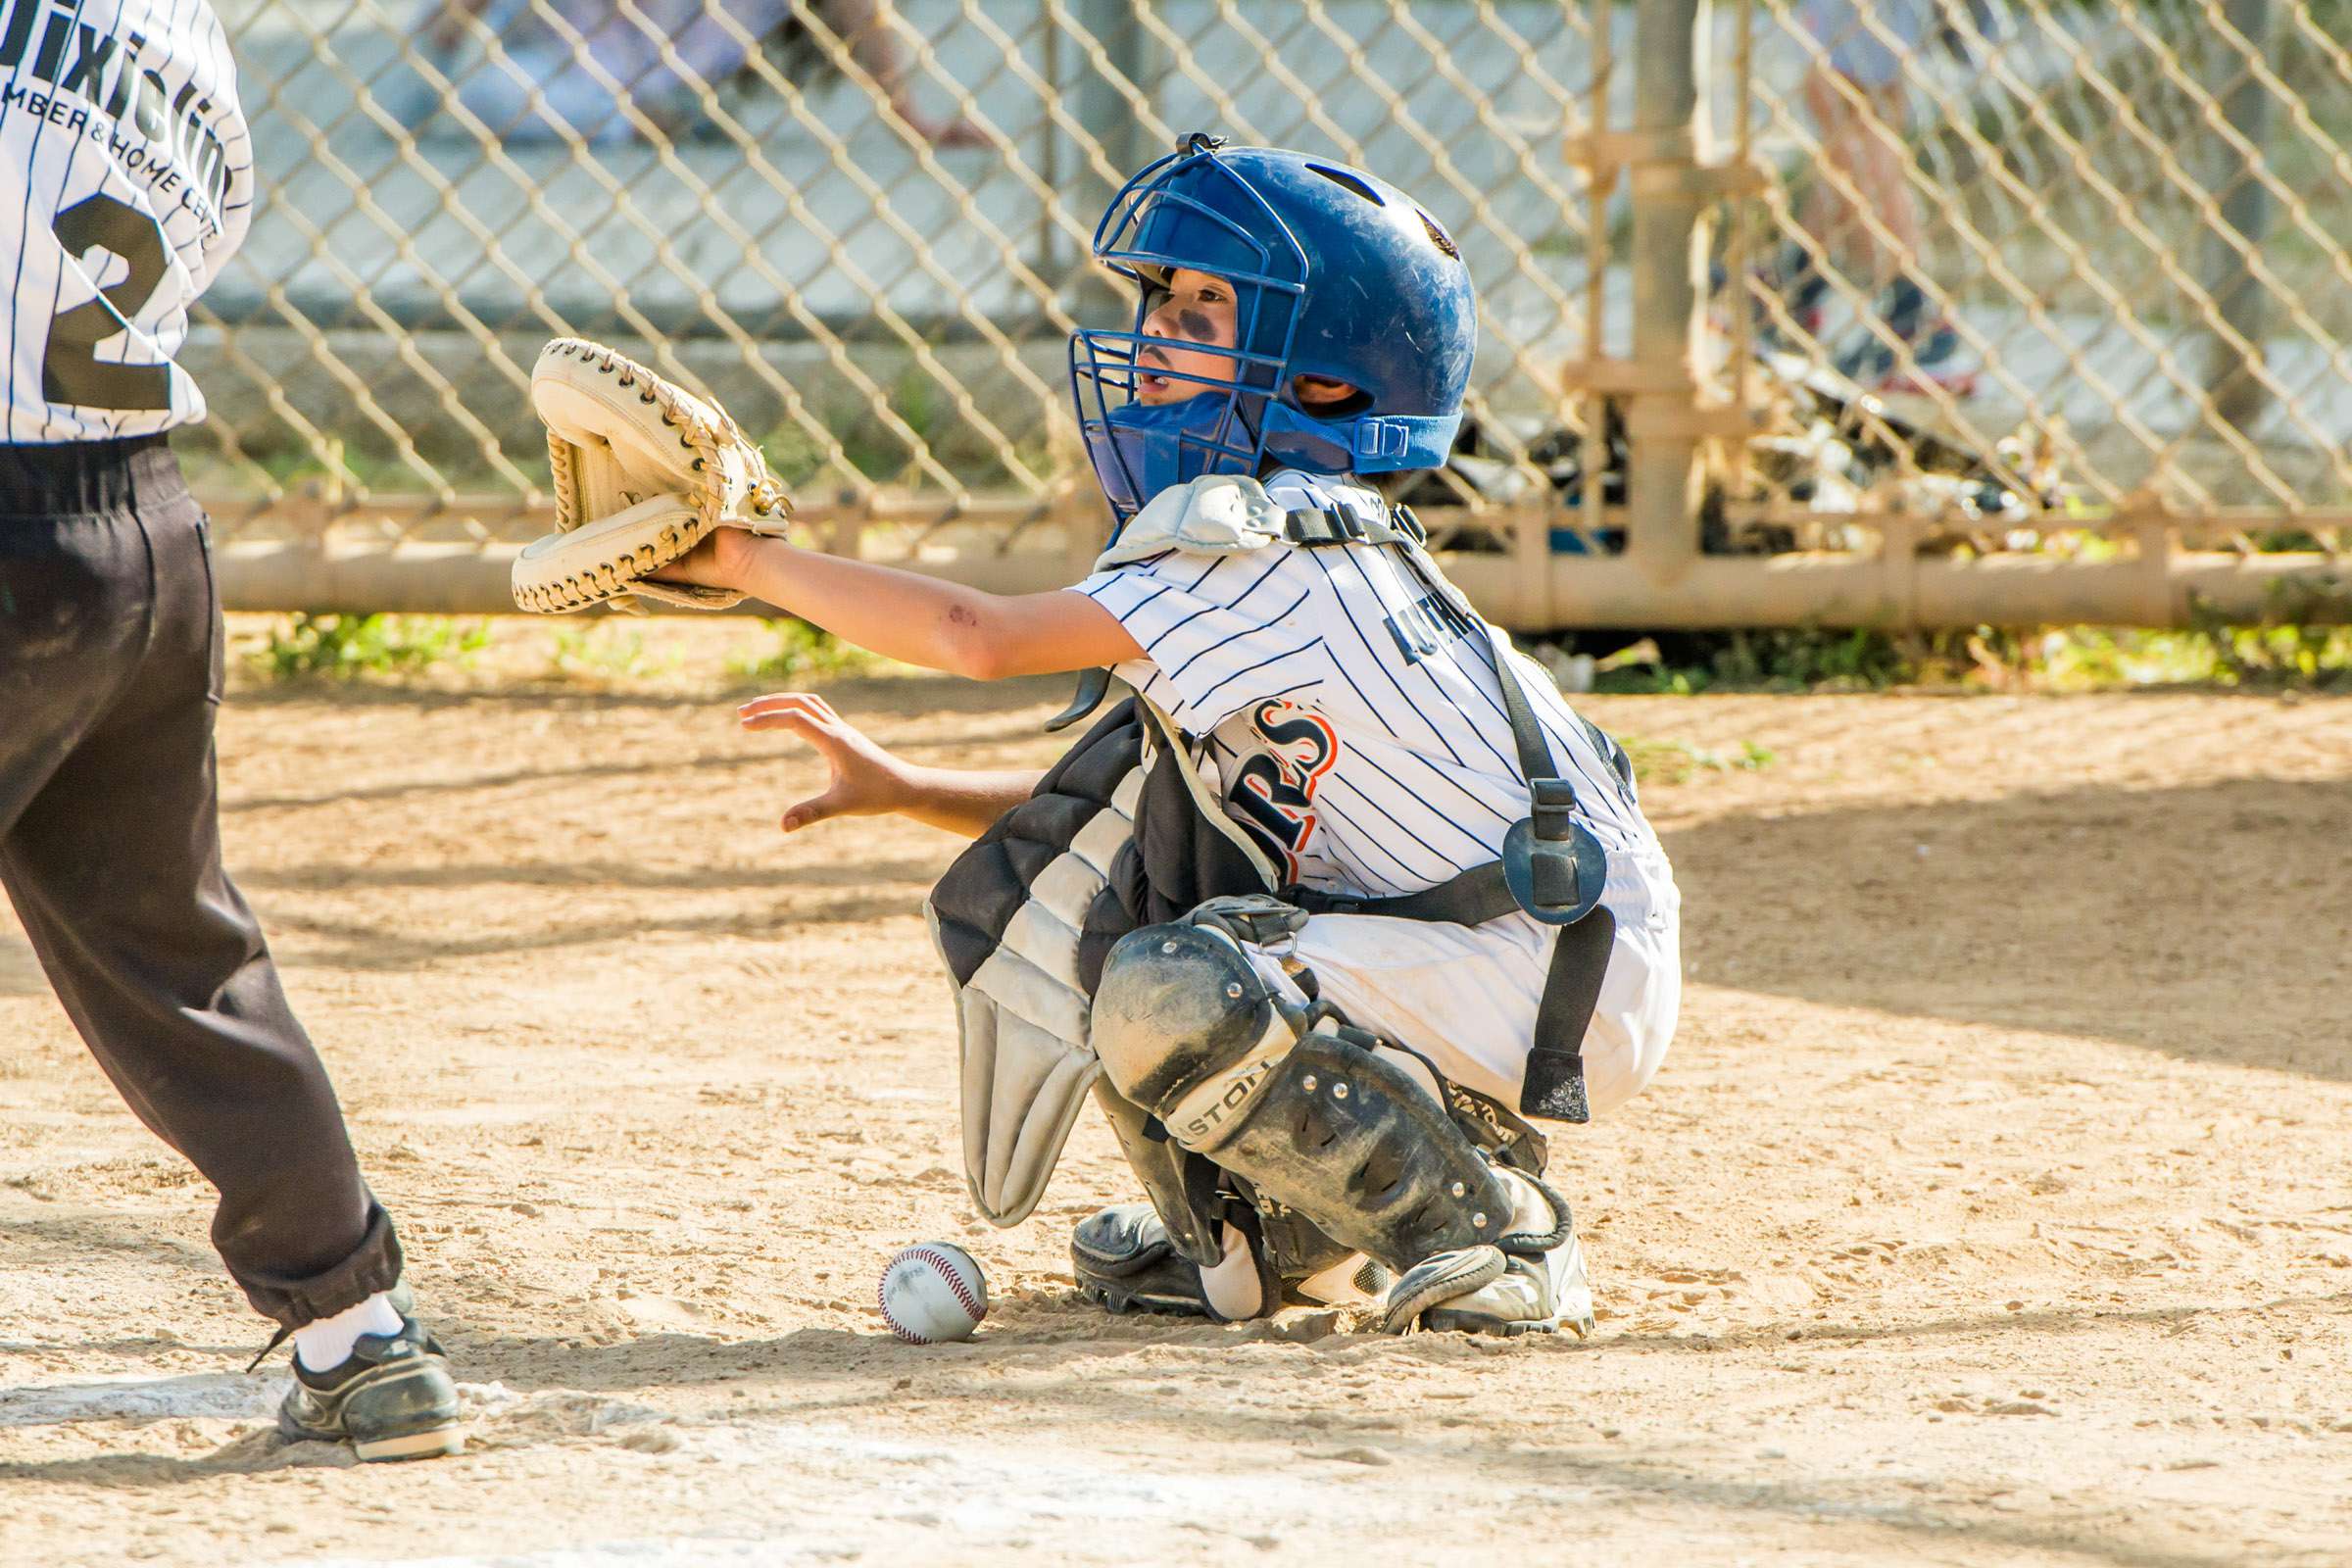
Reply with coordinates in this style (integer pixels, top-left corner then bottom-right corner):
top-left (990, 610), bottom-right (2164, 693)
top-left (43, 194), bottom-right (172, 413)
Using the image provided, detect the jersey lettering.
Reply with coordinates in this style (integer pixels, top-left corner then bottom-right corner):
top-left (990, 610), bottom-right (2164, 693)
top-left (1222, 699), bottom-right (1339, 883)
top-left (1, 0), bottom-right (250, 439)
top-left (1383, 586), bottom-right (1477, 664)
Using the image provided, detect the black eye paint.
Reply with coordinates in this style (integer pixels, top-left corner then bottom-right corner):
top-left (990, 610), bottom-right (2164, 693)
top-left (1175, 307), bottom-right (1216, 341)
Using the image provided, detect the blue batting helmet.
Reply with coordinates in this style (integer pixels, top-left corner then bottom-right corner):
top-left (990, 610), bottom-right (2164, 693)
top-left (1070, 134), bottom-right (1477, 521)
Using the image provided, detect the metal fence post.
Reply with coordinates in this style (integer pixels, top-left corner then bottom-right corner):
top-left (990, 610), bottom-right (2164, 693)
top-left (1037, 12), bottom-right (1064, 288)
top-left (1069, 1), bottom-right (1157, 317)
top-left (1624, 0), bottom-right (1709, 586)
top-left (2200, 0), bottom-right (2278, 431)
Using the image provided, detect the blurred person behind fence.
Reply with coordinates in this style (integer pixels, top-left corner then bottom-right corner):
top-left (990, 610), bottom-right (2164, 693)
top-left (400, 0), bottom-right (984, 148)
top-left (1764, 0), bottom-right (2008, 396)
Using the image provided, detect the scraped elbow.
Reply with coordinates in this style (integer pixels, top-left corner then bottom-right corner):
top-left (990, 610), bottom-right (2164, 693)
top-left (938, 597), bottom-right (1012, 681)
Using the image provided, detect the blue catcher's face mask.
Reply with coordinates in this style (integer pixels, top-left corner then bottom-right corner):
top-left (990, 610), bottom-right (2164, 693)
top-left (1070, 137), bottom-right (1467, 529)
top-left (1071, 146), bottom-right (1304, 525)
top-left (1080, 394), bottom-right (1251, 516)
top-left (1070, 310), bottom-right (1277, 516)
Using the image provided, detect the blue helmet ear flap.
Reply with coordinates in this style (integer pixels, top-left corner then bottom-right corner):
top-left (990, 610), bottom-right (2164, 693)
top-left (1259, 402), bottom-right (1462, 474)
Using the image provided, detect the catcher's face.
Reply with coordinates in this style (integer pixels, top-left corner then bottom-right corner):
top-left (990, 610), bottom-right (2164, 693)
top-left (1135, 268), bottom-right (1238, 405)
top-left (1135, 268), bottom-right (1359, 411)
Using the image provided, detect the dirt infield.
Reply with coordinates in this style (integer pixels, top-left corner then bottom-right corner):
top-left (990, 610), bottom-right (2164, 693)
top-left (3, 634), bottom-right (2348, 1566)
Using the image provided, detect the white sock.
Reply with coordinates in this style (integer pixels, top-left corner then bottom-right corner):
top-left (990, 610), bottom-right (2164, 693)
top-left (293, 1291), bottom-right (405, 1372)
top-left (1199, 1221), bottom-right (1266, 1320)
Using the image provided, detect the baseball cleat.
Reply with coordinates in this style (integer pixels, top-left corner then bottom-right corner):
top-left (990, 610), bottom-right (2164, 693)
top-left (1383, 1169), bottom-right (1599, 1339)
top-left (277, 1315), bottom-right (464, 1462)
top-left (1380, 1245), bottom-right (1508, 1334)
top-left (1419, 1233), bottom-right (1597, 1340)
top-left (1071, 1203), bottom-right (1219, 1320)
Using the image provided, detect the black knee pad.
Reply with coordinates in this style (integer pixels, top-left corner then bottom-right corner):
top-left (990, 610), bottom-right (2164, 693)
top-left (1092, 920), bottom-right (1305, 1141)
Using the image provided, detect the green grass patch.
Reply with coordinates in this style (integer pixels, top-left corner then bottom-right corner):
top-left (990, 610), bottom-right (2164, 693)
top-left (1618, 735), bottom-right (1777, 786)
top-left (2034, 624), bottom-right (2352, 690)
top-left (1580, 623), bottom-right (2352, 694)
top-left (255, 613), bottom-right (490, 681)
top-left (724, 618), bottom-right (877, 684)
top-left (546, 621), bottom-right (682, 683)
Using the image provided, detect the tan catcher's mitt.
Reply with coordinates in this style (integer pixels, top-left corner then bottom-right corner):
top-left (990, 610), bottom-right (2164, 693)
top-left (512, 338), bottom-right (792, 613)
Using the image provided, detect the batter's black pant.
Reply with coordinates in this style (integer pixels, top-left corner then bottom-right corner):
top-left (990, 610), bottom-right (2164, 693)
top-left (0, 436), bottom-right (401, 1328)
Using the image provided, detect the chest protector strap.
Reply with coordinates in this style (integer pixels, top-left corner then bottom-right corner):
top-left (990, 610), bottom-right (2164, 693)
top-left (1277, 501), bottom-right (1613, 1125)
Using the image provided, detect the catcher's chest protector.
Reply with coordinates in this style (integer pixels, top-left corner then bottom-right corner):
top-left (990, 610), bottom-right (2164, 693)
top-left (925, 699), bottom-right (1270, 1226)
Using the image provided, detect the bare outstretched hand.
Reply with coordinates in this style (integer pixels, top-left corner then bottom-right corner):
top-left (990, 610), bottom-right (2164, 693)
top-left (737, 692), bottom-right (913, 833)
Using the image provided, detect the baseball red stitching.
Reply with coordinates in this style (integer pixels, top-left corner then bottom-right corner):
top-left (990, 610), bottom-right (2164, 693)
top-left (880, 1246), bottom-right (983, 1342)
top-left (912, 1247), bottom-right (984, 1321)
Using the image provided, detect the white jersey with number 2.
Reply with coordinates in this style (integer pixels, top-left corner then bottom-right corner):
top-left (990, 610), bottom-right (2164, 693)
top-left (0, 0), bottom-right (251, 442)
top-left (1072, 469), bottom-right (1682, 1118)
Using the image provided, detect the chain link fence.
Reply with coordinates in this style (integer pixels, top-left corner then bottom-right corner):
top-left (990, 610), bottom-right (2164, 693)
top-left (193, 0), bottom-right (2352, 627)
top-left (1716, 0), bottom-right (2352, 552)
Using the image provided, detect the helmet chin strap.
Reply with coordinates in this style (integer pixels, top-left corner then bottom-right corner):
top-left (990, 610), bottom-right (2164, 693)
top-left (1257, 400), bottom-right (1461, 473)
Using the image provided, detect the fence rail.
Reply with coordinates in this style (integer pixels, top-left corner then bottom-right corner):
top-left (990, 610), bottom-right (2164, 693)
top-left (197, 0), bottom-right (2352, 627)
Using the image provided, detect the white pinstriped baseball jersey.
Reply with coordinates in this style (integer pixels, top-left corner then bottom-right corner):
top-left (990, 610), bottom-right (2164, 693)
top-left (1074, 469), bottom-right (1666, 904)
top-left (0, 0), bottom-right (250, 442)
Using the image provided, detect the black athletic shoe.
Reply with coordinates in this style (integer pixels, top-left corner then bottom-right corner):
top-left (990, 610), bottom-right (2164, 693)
top-left (1073, 1203), bottom-right (1396, 1322)
top-left (1072, 1203), bottom-right (1219, 1319)
top-left (277, 1317), bottom-right (464, 1462)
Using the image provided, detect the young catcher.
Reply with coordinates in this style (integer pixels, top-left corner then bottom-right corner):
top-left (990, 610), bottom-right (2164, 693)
top-left (649, 136), bottom-right (1682, 1335)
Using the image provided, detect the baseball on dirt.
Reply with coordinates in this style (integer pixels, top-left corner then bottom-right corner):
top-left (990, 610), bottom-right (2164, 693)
top-left (879, 1243), bottom-right (989, 1344)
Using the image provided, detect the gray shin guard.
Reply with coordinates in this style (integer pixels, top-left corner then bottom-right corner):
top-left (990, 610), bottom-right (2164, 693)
top-left (1191, 1029), bottom-right (1516, 1274)
top-left (1093, 922), bottom-right (1514, 1277)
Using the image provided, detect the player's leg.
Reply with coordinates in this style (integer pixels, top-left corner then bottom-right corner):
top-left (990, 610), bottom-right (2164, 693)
top-left (1076, 885), bottom-right (1681, 1333)
top-left (1287, 901), bottom-right (1680, 1334)
top-left (1087, 917), bottom-right (1584, 1336)
top-left (1284, 900), bottom-right (1679, 1123)
top-left (0, 469), bottom-right (459, 1458)
top-left (0, 496), bottom-right (392, 1320)
top-left (1073, 1079), bottom-right (1387, 1322)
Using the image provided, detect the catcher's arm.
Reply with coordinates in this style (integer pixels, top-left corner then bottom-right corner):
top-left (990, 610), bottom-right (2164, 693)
top-left (516, 337), bottom-right (1114, 645)
top-left (661, 531), bottom-right (1142, 680)
top-left (740, 692), bottom-right (1043, 839)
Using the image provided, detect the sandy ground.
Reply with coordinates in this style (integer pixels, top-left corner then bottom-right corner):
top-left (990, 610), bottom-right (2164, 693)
top-left (2, 623), bottom-right (2349, 1566)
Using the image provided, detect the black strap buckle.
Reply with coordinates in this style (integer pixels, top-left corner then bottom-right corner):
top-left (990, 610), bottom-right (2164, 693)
top-left (1283, 506), bottom-right (1364, 546)
top-left (1529, 776), bottom-right (1578, 842)
top-left (1502, 811), bottom-right (1607, 925)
